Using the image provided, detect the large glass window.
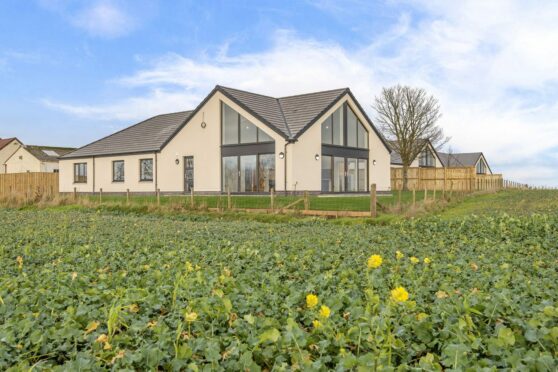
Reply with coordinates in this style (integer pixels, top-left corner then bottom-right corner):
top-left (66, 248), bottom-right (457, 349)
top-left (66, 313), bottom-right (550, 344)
top-left (321, 156), bottom-right (332, 192)
top-left (222, 104), bottom-right (239, 145)
top-left (223, 154), bottom-right (274, 192)
top-left (222, 156), bottom-right (239, 192)
top-left (321, 116), bottom-right (333, 145)
top-left (476, 159), bottom-right (486, 174)
top-left (358, 122), bottom-right (368, 148)
top-left (240, 155), bottom-right (257, 192)
top-left (332, 107), bottom-right (343, 145)
top-left (140, 159), bottom-right (153, 181)
top-left (258, 154), bottom-right (275, 192)
top-left (240, 117), bottom-right (258, 144)
top-left (358, 159), bottom-right (367, 192)
top-left (321, 104), bottom-right (367, 148)
top-left (321, 157), bottom-right (368, 192)
top-left (419, 148), bottom-right (435, 167)
top-left (222, 102), bottom-right (275, 145)
top-left (347, 109), bottom-right (358, 148)
top-left (346, 158), bottom-right (358, 192)
top-left (112, 160), bottom-right (124, 182)
top-left (333, 157), bottom-right (345, 192)
top-left (74, 163), bottom-right (87, 183)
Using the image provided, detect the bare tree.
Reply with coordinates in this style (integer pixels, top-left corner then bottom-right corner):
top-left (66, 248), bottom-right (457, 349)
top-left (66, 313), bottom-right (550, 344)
top-left (373, 85), bottom-right (448, 190)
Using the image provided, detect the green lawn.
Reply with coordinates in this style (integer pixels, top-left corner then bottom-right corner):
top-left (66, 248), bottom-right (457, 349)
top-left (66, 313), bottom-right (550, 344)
top-left (85, 190), bottom-right (437, 212)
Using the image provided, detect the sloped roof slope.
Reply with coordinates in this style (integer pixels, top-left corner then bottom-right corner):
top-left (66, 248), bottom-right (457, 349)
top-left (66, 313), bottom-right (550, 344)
top-left (438, 152), bottom-right (482, 167)
top-left (62, 85), bottom-right (390, 159)
top-left (25, 146), bottom-right (75, 162)
top-left (0, 138), bottom-right (18, 151)
top-left (62, 111), bottom-right (193, 159)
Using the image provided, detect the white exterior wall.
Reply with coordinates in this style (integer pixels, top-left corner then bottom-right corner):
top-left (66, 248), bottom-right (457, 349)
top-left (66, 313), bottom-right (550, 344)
top-left (59, 91), bottom-right (391, 193)
top-left (4, 147), bottom-right (42, 173)
top-left (0, 140), bottom-right (22, 173)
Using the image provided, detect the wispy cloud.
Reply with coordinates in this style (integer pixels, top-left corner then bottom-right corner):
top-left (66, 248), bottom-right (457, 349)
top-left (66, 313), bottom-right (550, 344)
top-left (43, 1), bottom-right (558, 185)
top-left (71, 1), bottom-right (135, 38)
top-left (39, 0), bottom-right (139, 38)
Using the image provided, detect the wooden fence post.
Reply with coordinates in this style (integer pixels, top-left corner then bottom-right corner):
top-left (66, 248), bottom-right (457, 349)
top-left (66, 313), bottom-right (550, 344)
top-left (74, 187), bottom-right (77, 201)
top-left (99, 188), bottom-right (103, 204)
top-left (157, 189), bottom-right (160, 206)
top-left (412, 187), bottom-right (416, 207)
top-left (126, 189), bottom-right (130, 204)
top-left (270, 188), bottom-right (275, 211)
top-left (304, 191), bottom-right (309, 211)
top-left (398, 188), bottom-right (402, 210)
top-left (370, 184), bottom-right (377, 218)
top-left (424, 187), bottom-right (428, 202)
top-left (190, 188), bottom-right (194, 208)
top-left (227, 188), bottom-right (232, 209)
top-left (433, 188), bottom-right (436, 201)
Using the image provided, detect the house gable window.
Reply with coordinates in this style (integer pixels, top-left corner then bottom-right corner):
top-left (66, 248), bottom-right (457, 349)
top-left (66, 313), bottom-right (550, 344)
top-left (140, 159), bottom-right (153, 181)
top-left (74, 163), bottom-right (87, 183)
top-left (476, 158), bottom-right (486, 174)
top-left (112, 160), bottom-right (125, 182)
top-left (221, 102), bottom-right (274, 145)
top-left (321, 103), bottom-right (368, 149)
top-left (419, 148), bottom-right (435, 167)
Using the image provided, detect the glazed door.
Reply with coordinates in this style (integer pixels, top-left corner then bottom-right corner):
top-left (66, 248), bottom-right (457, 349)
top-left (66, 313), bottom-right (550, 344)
top-left (184, 156), bottom-right (194, 193)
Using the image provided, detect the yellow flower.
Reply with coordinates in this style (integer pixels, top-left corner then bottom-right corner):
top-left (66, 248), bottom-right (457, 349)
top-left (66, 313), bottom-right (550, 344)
top-left (95, 334), bottom-right (109, 344)
top-left (128, 304), bottom-right (140, 313)
top-left (367, 254), bottom-right (383, 269)
top-left (306, 294), bottom-right (319, 308)
top-left (410, 257), bottom-right (420, 264)
top-left (416, 312), bottom-right (429, 321)
top-left (424, 257), bottom-right (431, 264)
top-left (71, 272), bottom-right (78, 280)
top-left (312, 320), bottom-right (322, 329)
top-left (84, 321), bottom-right (100, 335)
top-left (16, 256), bottom-right (23, 270)
top-left (396, 251), bottom-right (404, 260)
top-left (184, 312), bottom-right (198, 322)
top-left (391, 286), bottom-right (409, 303)
top-left (319, 305), bottom-right (331, 318)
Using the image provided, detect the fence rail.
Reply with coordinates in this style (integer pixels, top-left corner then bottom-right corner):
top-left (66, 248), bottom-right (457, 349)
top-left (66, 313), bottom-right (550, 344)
top-left (0, 172), bottom-right (59, 197)
top-left (391, 167), bottom-right (503, 191)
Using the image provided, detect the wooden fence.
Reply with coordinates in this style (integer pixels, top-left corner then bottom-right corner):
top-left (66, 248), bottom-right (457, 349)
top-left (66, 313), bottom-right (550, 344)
top-left (0, 172), bottom-right (59, 197)
top-left (391, 167), bottom-right (503, 192)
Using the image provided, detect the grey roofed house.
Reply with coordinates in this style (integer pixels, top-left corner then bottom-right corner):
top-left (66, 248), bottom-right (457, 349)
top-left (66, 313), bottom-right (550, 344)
top-left (438, 152), bottom-right (492, 173)
top-left (25, 145), bottom-right (75, 161)
top-left (388, 139), bottom-right (442, 166)
top-left (62, 85), bottom-right (391, 159)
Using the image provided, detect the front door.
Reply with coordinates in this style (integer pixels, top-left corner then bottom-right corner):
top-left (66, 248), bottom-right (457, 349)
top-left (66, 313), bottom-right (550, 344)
top-left (184, 156), bottom-right (194, 193)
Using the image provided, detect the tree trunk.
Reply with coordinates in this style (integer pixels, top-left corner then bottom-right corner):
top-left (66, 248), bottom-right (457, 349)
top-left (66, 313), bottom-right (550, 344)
top-left (402, 165), bottom-right (409, 191)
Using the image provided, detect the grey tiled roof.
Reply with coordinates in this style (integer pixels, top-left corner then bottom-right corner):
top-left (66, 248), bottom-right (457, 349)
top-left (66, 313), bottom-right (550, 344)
top-left (62, 111), bottom-right (193, 159)
top-left (62, 85), bottom-right (390, 159)
top-left (25, 146), bottom-right (75, 162)
top-left (438, 152), bottom-right (482, 167)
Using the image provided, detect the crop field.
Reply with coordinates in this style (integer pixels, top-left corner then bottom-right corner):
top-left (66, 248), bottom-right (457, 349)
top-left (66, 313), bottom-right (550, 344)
top-left (1, 191), bottom-right (558, 370)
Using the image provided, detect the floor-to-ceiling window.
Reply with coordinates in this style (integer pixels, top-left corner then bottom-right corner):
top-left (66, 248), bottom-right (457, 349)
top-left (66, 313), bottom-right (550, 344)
top-left (221, 102), bottom-right (276, 192)
top-left (320, 103), bottom-right (369, 192)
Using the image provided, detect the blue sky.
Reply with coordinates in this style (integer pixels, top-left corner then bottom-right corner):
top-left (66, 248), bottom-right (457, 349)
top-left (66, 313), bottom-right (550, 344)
top-left (1, 0), bottom-right (557, 186)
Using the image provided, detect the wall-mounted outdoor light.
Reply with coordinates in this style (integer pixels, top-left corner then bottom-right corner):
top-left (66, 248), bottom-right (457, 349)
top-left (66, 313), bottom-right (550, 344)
top-left (315, 154), bottom-right (320, 161)
top-left (372, 160), bottom-right (377, 166)
top-left (279, 152), bottom-right (285, 159)
top-left (175, 159), bottom-right (180, 165)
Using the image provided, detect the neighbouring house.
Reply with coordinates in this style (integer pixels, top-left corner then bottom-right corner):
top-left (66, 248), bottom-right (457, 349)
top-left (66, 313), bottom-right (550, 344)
top-left (4, 145), bottom-right (75, 173)
top-left (0, 137), bottom-right (23, 173)
top-left (389, 140), bottom-right (444, 168)
top-left (438, 152), bottom-right (493, 175)
top-left (59, 85), bottom-right (392, 194)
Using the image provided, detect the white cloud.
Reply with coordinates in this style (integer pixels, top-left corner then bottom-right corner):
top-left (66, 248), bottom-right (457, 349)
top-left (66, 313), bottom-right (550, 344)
top-left (44, 1), bottom-right (558, 185)
top-left (71, 1), bottom-right (135, 38)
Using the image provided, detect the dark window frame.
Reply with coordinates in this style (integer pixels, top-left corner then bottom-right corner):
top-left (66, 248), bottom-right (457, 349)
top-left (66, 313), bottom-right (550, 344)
top-left (476, 159), bottom-right (486, 174)
top-left (221, 102), bottom-right (275, 146)
top-left (321, 102), bottom-right (369, 150)
top-left (73, 162), bottom-right (87, 183)
top-left (221, 153), bottom-right (276, 193)
top-left (112, 160), bottom-right (125, 182)
top-left (139, 158), bottom-right (154, 182)
top-left (419, 148), bottom-right (436, 168)
top-left (320, 155), bottom-right (369, 193)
